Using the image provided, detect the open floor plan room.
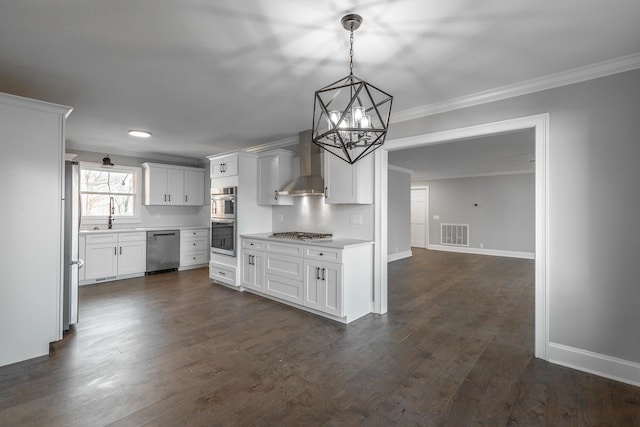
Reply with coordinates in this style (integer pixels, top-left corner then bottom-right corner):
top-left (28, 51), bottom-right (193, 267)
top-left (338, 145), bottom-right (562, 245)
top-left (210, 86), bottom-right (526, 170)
top-left (1, 250), bottom-right (639, 425)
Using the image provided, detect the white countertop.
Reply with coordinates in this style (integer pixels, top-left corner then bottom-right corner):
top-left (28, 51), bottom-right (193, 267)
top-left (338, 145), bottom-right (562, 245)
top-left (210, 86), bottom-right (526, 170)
top-left (241, 233), bottom-right (374, 249)
top-left (80, 225), bottom-right (207, 235)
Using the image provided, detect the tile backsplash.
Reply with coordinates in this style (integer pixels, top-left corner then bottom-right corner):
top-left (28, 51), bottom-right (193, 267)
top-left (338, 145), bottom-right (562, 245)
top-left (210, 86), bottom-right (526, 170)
top-left (80, 205), bottom-right (209, 230)
top-left (272, 196), bottom-right (374, 240)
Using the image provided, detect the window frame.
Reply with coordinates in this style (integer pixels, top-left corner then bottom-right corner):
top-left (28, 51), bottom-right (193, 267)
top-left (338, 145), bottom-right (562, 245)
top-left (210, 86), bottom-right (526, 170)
top-left (79, 162), bottom-right (142, 226)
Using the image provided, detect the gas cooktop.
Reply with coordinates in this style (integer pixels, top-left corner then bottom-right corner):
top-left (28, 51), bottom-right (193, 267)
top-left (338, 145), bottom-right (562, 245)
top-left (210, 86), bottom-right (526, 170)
top-left (270, 231), bottom-right (333, 241)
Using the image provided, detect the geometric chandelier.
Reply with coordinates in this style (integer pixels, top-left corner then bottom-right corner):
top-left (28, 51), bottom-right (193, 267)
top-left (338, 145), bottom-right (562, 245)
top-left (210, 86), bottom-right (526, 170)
top-left (311, 14), bottom-right (393, 165)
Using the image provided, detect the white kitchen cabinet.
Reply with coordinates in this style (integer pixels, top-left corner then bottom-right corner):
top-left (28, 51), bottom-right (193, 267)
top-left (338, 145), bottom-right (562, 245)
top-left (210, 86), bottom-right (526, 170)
top-left (257, 150), bottom-right (295, 205)
top-left (241, 248), bottom-right (265, 292)
top-left (142, 163), bottom-right (205, 206)
top-left (210, 261), bottom-right (237, 287)
top-left (303, 260), bottom-right (343, 317)
top-left (210, 154), bottom-right (238, 178)
top-left (240, 236), bottom-right (373, 323)
top-left (180, 228), bottom-right (209, 269)
top-left (265, 274), bottom-right (304, 304)
top-left (184, 170), bottom-right (205, 206)
top-left (117, 232), bottom-right (147, 276)
top-left (83, 232), bottom-right (146, 283)
top-left (323, 151), bottom-right (374, 204)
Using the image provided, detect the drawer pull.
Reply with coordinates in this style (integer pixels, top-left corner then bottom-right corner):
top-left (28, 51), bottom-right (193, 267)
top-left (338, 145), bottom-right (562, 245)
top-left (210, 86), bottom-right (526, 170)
top-left (219, 271), bottom-right (226, 276)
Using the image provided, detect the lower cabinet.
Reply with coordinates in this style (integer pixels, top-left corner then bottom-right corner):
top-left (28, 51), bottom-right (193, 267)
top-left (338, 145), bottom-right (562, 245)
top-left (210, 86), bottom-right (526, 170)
top-left (241, 237), bottom-right (372, 323)
top-left (209, 261), bottom-right (237, 287)
top-left (83, 232), bottom-right (146, 283)
top-left (241, 249), bottom-right (265, 292)
top-left (180, 228), bottom-right (209, 269)
top-left (303, 260), bottom-right (342, 317)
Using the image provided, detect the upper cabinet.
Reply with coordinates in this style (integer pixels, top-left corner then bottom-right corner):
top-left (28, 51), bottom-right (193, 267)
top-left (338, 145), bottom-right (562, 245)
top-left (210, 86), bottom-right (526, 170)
top-left (257, 149), bottom-right (295, 206)
top-left (323, 151), bottom-right (374, 204)
top-left (142, 163), bottom-right (205, 206)
top-left (184, 170), bottom-right (205, 206)
top-left (210, 154), bottom-right (238, 178)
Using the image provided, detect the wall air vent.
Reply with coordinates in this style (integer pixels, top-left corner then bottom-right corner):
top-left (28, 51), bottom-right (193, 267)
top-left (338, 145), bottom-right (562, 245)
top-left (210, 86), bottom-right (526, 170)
top-left (441, 223), bottom-right (469, 246)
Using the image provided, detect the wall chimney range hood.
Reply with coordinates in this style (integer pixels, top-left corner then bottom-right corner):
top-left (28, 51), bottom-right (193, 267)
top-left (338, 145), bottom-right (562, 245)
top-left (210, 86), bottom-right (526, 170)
top-left (278, 130), bottom-right (325, 196)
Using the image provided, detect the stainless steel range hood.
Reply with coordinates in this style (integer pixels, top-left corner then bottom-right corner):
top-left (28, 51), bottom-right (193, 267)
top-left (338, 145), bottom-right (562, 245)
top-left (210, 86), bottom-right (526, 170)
top-left (278, 129), bottom-right (325, 196)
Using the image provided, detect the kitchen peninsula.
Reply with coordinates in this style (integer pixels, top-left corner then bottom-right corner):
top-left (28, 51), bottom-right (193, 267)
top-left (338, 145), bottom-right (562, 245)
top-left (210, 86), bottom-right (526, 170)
top-left (238, 232), bottom-right (374, 324)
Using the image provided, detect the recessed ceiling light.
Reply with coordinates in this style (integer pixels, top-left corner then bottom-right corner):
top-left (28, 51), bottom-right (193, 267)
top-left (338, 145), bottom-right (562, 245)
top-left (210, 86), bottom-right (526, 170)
top-left (128, 130), bottom-right (151, 138)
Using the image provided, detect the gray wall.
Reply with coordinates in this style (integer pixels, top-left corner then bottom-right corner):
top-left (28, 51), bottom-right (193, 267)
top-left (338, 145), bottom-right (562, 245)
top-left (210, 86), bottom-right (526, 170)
top-left (388, 168), bottom-right (412, 256)
top-left (418, 173), bottom-right (534, 253)
top-left (387, 69), bottom-right (640, 364)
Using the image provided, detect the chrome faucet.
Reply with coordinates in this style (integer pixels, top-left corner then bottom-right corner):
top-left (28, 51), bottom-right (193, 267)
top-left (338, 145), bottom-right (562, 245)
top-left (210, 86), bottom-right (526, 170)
top-left (108, 196), bottom-right (115, 229)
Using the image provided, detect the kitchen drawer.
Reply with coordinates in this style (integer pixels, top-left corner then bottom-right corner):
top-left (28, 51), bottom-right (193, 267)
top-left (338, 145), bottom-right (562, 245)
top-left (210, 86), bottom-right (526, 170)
top-left (265, 274), bottom-right (303, 305)
top-left (181, 237), bottom-right (208, 252)
top-left (85, 233), bottom-right (118, 244)
top-left (303, 245), bottom-right (342, 263)
top-left (210, 261), bottom-right (236, 286)
top-left (243, 238), bottom-right (265, 251)
top-left (181, 252), bottom-right (208, 267)
top-left (182, 228), bottom-right (208, 239)
top-left (265, 253), bottom-right (304, 281)
top-left (118, 232), bottom-right (147, 242)
top-left (265, 241), bottom-right (304, 257)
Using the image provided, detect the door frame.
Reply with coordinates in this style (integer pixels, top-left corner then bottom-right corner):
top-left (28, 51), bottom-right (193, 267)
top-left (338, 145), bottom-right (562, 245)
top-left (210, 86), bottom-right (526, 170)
top-left (410, 186), bottom-right (429, 249)
top-left (373, 113), bottom-right (549, 360)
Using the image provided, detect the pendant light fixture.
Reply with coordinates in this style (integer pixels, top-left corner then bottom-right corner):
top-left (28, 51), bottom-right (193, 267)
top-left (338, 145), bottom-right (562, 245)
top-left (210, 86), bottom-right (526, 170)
top-left (312, 14), bottom-right (393, 164)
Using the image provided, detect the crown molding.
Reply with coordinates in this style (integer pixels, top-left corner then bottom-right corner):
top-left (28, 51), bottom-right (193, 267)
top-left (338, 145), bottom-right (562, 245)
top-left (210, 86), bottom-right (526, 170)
top-left (243, 136), bottom-right (298, 153)
top-left (67, 142), bottom-right (205, 166)
top-left (388, 164), bottom-right (414, 174)
top-left (391, 52), bottom-right (640, 123)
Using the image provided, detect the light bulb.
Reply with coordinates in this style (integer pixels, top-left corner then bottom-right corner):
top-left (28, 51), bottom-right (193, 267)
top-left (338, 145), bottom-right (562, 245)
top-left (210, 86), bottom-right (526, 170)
top-left (360, 114), bottom-right (370, 129)
top-left (353, 106), bottom-right (366, 124)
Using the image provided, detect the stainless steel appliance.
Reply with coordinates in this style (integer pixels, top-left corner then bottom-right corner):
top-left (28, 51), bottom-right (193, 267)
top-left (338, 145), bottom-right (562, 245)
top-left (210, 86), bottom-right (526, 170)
top-left (211, 186), bottom-right (237, 219)
top-left (211, 219), bottom-right (236, 256)
top-left (63, 160), bottom-right (82, 330)
top-left (270, 231), bottom-right (333, 241)
top-left (146, 230), bottom-right (180, 273)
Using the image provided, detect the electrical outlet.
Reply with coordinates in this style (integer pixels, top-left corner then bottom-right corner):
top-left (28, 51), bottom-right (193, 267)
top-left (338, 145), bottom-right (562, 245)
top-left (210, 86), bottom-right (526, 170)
top-left (480, 243), bottom-right (484, 248)
top-left (278, 213), bottom-right (284, 222)
top-left (433, 215), bottom-right (440, 220)
top-left (351, 214), bottom-right (363, 225)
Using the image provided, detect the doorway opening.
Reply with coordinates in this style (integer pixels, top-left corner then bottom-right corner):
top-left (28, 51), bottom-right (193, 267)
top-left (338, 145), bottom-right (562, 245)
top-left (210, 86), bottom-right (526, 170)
top-left (373, 114), bottom-right (549, 360)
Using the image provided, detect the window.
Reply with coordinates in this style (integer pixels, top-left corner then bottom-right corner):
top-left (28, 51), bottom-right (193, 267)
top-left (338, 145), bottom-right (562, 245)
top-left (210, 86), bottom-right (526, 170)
top-left (80, 162), bottom-right (142, 225)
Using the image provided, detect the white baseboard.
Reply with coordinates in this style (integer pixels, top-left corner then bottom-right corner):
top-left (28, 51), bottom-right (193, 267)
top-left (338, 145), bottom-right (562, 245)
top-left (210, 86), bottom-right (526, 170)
top-left (548, 342), bottom-right (640, 388)
top-left (387, 250), bottom-right (413, 262)
top-left (428, 244), bottom-right (535, 260)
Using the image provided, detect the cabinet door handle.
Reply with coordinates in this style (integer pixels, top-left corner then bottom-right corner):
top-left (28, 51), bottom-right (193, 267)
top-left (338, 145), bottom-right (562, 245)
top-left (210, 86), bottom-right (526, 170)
top-left (120, 246), bottom-right (122, 255)
top-left (324, 186), bottom-right (328, 199)
top-left (168, 194), bottom-right (171, 202)
top-left (185, 195), bottom-right (188, 203)
top-left (316, 267), bottom-right (320, 280)
top-left (322, 268), bottom-right (326, 281)
top-left (274, 190), bottom-right (278, 201)
top-left (114, 246), bottom-right (117, 256)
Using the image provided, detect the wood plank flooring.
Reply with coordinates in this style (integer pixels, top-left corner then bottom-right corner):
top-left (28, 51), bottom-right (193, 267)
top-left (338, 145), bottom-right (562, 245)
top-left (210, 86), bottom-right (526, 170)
top-left (1, 249), bottom-right (639, 426)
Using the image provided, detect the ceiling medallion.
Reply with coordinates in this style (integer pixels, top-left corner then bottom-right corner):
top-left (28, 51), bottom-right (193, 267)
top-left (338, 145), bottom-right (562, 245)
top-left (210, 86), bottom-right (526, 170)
top-left (312, 14), bottom-right (393, 165)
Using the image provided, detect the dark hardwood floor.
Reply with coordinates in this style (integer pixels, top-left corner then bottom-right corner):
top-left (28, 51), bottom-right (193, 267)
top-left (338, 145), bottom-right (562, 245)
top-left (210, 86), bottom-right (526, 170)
top-left (1, 249), bottom-right (639, 426)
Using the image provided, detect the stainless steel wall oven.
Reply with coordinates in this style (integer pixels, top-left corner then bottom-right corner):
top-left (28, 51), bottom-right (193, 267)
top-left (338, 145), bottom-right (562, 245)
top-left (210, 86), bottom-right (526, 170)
top-left (211, 219), bottom-right (236, 256)
top-left (211, 186), bottom-right (236, 219)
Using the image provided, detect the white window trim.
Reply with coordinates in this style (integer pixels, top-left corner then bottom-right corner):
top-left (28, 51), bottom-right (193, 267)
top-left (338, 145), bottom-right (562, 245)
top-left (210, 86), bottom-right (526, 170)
top-left (79, 161), bottom-right (142, 226)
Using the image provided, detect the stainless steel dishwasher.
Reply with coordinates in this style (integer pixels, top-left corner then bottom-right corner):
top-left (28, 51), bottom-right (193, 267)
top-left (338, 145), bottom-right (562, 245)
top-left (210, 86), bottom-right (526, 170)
top-left (146, 230), bottom-right (180, 273)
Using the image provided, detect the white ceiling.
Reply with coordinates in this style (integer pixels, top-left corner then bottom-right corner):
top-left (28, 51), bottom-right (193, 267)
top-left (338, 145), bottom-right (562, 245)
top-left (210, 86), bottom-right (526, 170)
top-left (1, 0), bottom-right (639, 163)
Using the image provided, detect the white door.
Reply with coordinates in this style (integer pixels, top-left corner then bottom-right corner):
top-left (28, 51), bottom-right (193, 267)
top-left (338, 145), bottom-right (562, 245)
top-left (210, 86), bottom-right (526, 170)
top-left (410, 187), bottom-right (428, 248)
